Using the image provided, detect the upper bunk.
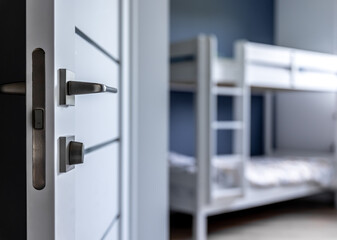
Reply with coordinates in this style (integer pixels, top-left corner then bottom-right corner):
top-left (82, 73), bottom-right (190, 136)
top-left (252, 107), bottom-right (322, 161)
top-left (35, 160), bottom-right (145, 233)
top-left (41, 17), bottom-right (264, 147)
top-left (170, 35), bottom-right (337, 92)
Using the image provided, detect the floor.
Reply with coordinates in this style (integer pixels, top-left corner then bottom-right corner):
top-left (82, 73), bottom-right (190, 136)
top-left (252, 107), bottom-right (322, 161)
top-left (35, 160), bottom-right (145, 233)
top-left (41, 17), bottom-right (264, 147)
top-left (170, 193), bottom-right (337, 240)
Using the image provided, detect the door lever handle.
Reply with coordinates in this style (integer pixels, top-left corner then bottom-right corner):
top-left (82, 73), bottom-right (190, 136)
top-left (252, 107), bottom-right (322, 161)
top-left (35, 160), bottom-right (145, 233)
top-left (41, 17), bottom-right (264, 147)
top-left (59, 68), bottom-right (118, 106)
top-left (0, 82), bottom-right (26, 95)
top-left (67, 81), bottom-right (118, 95)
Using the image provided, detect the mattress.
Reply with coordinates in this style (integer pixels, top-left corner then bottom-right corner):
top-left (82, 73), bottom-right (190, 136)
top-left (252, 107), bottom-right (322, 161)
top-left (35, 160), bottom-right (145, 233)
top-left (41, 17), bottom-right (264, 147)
top-left (169, 152), bottom-right (336, 188)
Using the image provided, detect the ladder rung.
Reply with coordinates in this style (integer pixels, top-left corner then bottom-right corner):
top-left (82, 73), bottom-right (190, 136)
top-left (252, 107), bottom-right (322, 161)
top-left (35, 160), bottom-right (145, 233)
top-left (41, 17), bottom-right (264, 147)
top-left (170, 82), bottom-right (196, 92)
top-left (212, 121), bottom-right (243, 130)
top-left (213, 87), bottom-right (242, 96)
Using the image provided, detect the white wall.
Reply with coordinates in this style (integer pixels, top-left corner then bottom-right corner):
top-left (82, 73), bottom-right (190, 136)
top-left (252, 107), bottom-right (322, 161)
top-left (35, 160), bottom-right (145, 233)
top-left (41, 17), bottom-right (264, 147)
top-left (275, 0), bottom-right (337, 54)
top-left (275, 92), bottom-right (336, 153)
top-left (275, 0), bottom-right (337, 154)
top-left (131, 0), bottom-right (169, 239)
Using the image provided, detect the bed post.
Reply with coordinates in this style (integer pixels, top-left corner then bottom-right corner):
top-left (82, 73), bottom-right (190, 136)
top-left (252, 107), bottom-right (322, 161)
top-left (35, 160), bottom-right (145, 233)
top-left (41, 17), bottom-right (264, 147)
top-left (193, 35), bottom-right (213, 240)
top-left (235, 40), bottom-right (250, 193)
top-left (193, 212), bottom-right (207, 240)
top-left (333, 93), bottom-right (337, 209)
top-left (264, 91), bottom-right (273, 156)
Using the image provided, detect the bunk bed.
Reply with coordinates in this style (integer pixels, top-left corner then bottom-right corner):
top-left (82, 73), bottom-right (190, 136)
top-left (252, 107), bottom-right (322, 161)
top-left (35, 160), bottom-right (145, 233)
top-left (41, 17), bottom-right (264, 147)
top-left (169, 35), bottom-right (337, 240)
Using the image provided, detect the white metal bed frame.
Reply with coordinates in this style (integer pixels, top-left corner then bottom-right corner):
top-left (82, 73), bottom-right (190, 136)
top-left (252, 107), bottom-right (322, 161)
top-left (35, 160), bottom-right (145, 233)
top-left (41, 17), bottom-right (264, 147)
top-left (170, 35), bottom-right (337, 240)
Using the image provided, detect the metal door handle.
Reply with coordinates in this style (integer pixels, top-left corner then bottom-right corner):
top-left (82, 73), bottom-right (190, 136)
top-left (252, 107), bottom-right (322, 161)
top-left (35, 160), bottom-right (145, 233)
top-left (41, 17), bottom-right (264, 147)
top-left (67, 81), bottom-right (117, 95)
top-left (0, 82), bottom-right (26, 95)
top-left (59, 69), bottom-right (118, 106)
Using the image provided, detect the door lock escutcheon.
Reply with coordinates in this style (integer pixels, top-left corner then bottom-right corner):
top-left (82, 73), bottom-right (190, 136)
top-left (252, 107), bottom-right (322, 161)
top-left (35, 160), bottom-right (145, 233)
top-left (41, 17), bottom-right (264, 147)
top-left (60, 136), bottom-right (84, 173)
top-left (59, 68), bottom-right (118, 106)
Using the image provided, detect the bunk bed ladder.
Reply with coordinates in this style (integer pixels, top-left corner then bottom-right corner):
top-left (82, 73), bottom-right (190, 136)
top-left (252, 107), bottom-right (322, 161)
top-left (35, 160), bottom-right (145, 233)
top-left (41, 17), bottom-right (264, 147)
top-left (208, 38), bottom-right (246, 202)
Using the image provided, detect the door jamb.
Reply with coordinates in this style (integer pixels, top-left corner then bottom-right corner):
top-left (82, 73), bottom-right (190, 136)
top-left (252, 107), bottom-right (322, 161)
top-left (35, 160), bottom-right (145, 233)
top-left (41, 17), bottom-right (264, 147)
top-left (120, 0), bottom-right (131, 239)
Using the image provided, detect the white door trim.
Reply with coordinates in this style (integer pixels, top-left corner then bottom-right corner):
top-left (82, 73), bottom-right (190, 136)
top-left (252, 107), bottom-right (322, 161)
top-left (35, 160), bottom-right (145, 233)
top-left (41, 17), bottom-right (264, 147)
top-left (120, 0), bottom-right (131, 239)
top-left (129, 0), bottom-right (169, 239)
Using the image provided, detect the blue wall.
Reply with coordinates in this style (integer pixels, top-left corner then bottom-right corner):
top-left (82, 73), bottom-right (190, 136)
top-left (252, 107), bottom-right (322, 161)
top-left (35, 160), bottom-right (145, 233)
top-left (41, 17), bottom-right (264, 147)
top-left (170, 0), bottom-right (274, 57)
top-left (170, 0), bottom-right (274, 156)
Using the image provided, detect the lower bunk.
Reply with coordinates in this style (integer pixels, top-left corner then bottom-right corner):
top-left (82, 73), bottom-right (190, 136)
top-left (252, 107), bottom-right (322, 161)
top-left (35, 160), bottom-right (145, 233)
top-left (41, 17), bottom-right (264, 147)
top-left (170, 152), bottom-right (336, 215)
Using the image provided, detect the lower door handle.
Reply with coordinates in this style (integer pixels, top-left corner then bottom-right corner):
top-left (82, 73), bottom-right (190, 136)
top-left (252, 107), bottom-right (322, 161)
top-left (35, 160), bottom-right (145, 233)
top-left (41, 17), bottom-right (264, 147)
top-left (0, 82), bottom-right (26, 95)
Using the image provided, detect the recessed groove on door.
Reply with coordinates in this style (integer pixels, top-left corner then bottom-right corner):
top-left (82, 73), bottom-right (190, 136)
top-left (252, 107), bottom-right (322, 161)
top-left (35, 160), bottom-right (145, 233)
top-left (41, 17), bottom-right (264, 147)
top-left (32, 48), bottom-right (46, 190)
top-left (84, 137), bottom-right (120, 155)
top-left (101, 213), bottom-right (120, 240)
top-left (75, 27), bottom-right (120, 64)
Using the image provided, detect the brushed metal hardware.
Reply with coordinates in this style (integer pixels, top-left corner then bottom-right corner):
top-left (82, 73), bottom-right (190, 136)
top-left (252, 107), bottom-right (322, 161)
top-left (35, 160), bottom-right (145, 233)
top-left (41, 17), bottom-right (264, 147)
top-left (68, 81), bottom-right (117, 95)
top-left (32, 48), bottom-right (46, 190)
top-left (0, 82), bottom-right (26, 95)
top-left (59, 69), bottom-right (75, 106)
top-left (60, 136), bottom-right (75, 172)
top-left (60, 136), bottom-right (84, 173)
top-left (69, 141), bottom-right (84, 165)
top-left (59, 68), bottom-right (118, 106)
top-left (33, 109), bottom-right (44, 130)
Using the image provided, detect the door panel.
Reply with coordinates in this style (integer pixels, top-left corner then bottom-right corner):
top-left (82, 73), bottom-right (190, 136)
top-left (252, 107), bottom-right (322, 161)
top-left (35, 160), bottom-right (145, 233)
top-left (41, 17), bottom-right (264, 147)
top-left (75, 0), bottom-right (119, 59)
top-left (73, 3), bottom-right (121, 239)
top-left (26, 0), bottom-right (123, 239)
top-left (74, 35), bottom-right (119, 148)
top-left (103, 221), bottom-right (119, 240)
top-left (75, 142), bottom-right (119, 240)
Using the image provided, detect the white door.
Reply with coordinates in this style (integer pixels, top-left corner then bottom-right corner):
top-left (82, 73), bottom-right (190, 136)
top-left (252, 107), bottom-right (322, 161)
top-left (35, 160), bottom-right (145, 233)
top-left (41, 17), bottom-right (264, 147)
top-left (25, 0), bottom-right (125, 239)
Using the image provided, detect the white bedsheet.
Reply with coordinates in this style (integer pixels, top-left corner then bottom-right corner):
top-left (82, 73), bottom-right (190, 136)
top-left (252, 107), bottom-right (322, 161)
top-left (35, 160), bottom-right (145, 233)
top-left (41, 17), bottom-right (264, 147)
top-left (247, 156), bottom-right (335, 187)
top-left (169, 152), bottom-right (196, 173)
top-left (169, 152), bottom-right (336, 188)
